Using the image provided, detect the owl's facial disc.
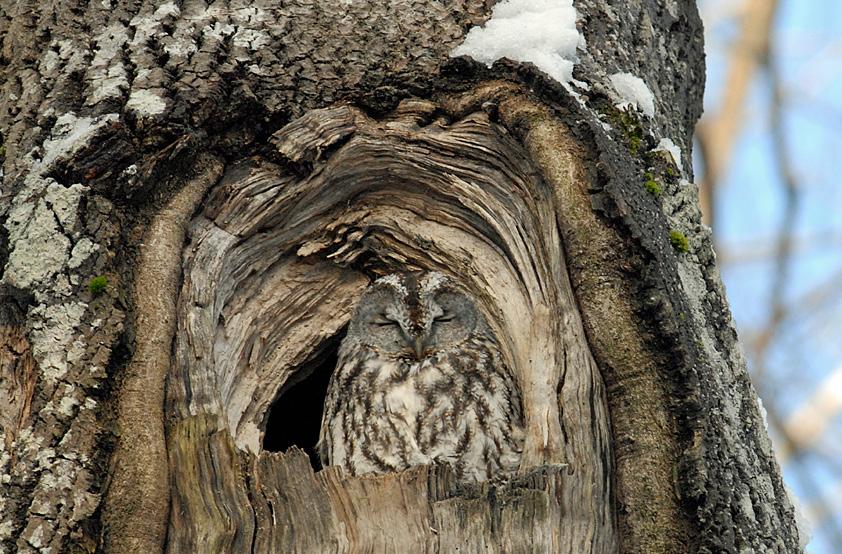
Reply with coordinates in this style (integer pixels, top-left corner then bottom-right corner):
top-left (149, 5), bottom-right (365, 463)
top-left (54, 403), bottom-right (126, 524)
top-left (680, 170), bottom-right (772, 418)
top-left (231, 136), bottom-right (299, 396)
top-left (353, 272), bottom-right (480, 361)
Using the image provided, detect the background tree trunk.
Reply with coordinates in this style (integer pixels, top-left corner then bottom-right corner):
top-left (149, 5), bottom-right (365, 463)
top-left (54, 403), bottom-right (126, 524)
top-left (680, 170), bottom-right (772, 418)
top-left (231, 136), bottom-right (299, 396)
top-left (0, 1), bottom-right (802, 553)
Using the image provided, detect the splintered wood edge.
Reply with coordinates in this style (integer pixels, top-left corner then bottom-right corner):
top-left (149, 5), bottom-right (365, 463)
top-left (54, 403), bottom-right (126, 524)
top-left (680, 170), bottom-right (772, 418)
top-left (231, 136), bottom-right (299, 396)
top-left (167, 415), bottom-right (575, 553)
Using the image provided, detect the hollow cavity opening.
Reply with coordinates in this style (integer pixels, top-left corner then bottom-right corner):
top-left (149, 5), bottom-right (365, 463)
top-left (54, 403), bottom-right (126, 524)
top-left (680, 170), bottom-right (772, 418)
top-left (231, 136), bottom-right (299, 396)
top-left (262, 332), bottom-right (344, 471)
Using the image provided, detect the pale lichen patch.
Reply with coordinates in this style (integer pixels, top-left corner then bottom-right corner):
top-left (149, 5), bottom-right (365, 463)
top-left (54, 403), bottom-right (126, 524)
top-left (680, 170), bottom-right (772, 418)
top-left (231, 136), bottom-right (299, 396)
top-left (125, 89), bottom-right (168, 116)
top-left (68, 238), bottom-right (99, 269)
top-left (233, 29), bottom-right (271, 51)
top-left (58, 391), bottom-right (80, 417)
top-left (3, 191), bottom-right (71, 290)
top-left (45, 182), bottom-right (87, 236)
top-left (155, 1), bottom-right (181, 19)
top-left (21, 517), bottom-right (49, 549)
top-left (38, 113), bottom-right (118, 172)
top-left (202, 22), bottom-right (236, 43)
top-left (86, 23), bottom-right (131, 105)
top-left (29, 302), bottom-right (88, 383)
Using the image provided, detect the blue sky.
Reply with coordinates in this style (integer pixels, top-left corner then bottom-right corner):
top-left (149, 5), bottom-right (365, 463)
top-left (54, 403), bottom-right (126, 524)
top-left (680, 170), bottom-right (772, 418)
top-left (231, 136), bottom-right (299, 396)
top-left (699, 1), bottom-right (842, 550)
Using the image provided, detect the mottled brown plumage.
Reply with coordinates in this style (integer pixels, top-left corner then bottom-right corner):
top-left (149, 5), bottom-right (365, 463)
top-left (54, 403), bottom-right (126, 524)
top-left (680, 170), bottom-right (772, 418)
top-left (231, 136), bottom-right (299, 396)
top-left (318, 272), bottom-right (524, 482)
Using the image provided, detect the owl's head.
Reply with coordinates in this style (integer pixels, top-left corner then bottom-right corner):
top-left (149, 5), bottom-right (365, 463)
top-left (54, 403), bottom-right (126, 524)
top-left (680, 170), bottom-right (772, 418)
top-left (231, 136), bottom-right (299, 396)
top-left (346, 271), bottom-right (483, 360)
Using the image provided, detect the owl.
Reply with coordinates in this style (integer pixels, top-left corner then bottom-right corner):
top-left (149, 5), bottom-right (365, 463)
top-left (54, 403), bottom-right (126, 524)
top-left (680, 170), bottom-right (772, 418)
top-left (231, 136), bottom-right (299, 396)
top-left (318, 271), bottom-right (524, 482)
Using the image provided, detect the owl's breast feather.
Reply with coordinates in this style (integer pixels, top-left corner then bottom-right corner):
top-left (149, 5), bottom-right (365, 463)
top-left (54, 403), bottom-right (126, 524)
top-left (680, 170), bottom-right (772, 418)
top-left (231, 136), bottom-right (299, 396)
top-left (383, 379), bottom-right (423, 419)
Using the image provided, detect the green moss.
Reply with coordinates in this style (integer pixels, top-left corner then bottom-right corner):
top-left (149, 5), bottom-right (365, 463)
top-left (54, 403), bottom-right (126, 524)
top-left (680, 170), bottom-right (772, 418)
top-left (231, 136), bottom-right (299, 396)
top-left (602, 107), bottom-right (644, 154)
top-left (642, 151), bottom-right (681, 184)
top-left (87, 275), bottom-right (108, 296)
top-left (644, 179), bottom-right (662, 196)
top-left (669, 230), bottom-right (689, 253)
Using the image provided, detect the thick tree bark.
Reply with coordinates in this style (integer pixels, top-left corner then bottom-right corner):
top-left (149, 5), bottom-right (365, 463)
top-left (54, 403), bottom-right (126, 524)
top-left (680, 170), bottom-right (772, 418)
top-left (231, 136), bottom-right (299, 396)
top-left (0, 1), bottom-right (801, 553)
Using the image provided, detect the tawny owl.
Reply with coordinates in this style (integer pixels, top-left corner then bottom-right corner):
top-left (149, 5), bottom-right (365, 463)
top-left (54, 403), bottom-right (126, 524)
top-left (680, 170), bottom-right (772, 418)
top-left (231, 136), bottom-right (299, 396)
top-left (318, 271), bottom-right (524, 482)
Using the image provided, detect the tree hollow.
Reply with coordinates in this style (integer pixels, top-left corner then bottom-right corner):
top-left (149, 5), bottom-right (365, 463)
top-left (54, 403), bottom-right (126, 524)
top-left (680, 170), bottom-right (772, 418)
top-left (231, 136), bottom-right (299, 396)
top-left (166, 100), bottom-right (616, 552)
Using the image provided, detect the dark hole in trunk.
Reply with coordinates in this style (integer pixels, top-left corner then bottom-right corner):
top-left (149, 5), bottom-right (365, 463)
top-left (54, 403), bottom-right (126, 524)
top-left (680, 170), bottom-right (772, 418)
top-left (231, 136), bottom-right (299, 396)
top-left (262, 331), bottom-right (344, 471)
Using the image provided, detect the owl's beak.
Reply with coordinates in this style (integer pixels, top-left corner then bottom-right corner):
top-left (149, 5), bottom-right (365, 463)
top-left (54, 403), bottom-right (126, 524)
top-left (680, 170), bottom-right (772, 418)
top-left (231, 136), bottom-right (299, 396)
top-left (412, 337), bottom-right (425, 360)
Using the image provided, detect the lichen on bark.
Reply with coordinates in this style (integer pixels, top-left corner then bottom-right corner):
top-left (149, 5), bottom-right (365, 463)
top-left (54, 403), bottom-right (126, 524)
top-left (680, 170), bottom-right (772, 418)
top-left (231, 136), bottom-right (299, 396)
top-left (0, 0), bottom-right (802, 552)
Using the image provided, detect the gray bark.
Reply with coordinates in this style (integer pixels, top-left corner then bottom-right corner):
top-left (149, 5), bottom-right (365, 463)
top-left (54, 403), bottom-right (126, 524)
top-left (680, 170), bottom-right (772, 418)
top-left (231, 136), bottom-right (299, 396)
top-left (0, 1), bottom-right (801, 553)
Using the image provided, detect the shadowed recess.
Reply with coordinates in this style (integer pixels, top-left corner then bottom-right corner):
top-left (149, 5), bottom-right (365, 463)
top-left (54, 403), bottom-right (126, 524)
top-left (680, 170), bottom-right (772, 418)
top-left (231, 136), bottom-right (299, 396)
top-left (263, 334), bottom-right (343, 470)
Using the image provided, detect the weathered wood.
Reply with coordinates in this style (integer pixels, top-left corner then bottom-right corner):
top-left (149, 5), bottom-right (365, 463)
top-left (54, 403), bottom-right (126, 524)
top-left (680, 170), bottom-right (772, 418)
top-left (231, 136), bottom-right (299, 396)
top-left (167, 103), bottom-right (616, 552)
top-left (103, 155), bottom-right (224, 553)
top-left (0, 0), bottom-right (802, 551)
top-left (440, 84), bottom-right (692, 551)
top-left (169, 415), bottom-right (578, 553)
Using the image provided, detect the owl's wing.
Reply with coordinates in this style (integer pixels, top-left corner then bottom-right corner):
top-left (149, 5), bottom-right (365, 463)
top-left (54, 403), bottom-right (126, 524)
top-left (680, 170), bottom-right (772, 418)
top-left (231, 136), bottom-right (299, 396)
top-left (316, 388), bottom-right (335, 466)
top-left (316, 347), bottom-right (360, 467)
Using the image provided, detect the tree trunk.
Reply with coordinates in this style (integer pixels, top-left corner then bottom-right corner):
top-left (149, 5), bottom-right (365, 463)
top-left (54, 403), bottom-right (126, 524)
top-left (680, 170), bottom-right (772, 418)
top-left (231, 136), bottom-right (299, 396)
top-left (0, 1), bottom-right (802, 553)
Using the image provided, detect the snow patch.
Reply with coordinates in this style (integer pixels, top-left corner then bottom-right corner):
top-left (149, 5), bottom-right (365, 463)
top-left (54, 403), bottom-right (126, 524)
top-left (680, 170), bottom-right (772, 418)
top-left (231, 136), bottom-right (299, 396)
top-left (785, 484), bottom-right (813, 551)
top-left (451, 0), bottom-right (584, 85)
top-left (755, 394), bottom-right (768, 430)
top-left (609, 72), bottom-right (655, 117)
top-left (655, 138), bottom-right (683, 173)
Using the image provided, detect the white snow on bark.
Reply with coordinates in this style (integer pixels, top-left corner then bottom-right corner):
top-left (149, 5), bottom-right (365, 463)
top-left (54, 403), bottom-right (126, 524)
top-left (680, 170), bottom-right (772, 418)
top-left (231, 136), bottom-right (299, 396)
top-left (755, 394), bottom-right (769, 430)
top-left (609, 72), bottom-right (655, 117)
top-left (655, 137), bottom-right (683, 173)
top-left (785, 483), bottom-right (813, 551)
top-left (451, 0), bottom-right (584, 85)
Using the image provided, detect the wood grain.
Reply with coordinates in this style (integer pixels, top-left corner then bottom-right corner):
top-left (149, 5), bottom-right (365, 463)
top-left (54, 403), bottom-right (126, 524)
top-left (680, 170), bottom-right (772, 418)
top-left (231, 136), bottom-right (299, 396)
top-left (167, 100), bottom-right (617, 552)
